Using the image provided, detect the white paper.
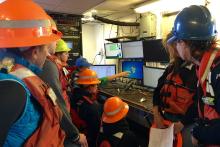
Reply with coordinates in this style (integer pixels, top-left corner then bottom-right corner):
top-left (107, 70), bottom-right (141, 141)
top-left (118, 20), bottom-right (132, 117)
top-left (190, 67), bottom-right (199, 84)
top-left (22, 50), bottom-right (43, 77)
top-left (148, 123), bottom-right (174, 147)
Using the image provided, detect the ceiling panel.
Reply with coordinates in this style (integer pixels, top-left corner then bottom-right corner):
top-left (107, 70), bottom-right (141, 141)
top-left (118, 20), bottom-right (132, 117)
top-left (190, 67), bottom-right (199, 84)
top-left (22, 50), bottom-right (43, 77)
top-left (94, 0), bottom-right (146, 11)
top-left (34, 0), bottom-right (148, 21)
top-left (34, 0), bottom-right (105, 14)
top-left (89, 0), bottom-right (146, 21)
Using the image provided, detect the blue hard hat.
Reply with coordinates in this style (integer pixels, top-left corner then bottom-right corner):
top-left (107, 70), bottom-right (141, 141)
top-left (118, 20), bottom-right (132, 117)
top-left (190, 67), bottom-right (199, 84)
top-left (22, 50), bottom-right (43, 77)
top-left (75, 57), bottom-right (92, 67)
top-left (168, 5), bottom-right (217, 44)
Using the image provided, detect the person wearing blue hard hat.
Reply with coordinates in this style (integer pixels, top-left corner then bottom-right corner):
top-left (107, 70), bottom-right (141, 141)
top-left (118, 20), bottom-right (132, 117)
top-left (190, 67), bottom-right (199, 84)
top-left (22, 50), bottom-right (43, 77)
top-left (153, 32), bottom-right (198, 147)
top-left (168, 5), bottom-right (220, 146)
top-left (75, 57), bottom-right (92, 69)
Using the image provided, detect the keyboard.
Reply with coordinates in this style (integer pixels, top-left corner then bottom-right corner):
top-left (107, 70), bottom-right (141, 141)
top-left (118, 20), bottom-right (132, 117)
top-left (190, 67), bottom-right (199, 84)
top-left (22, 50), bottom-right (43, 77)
top-left (101, 87), bottom-right (153, 112)
top-left (100, 81), bottom-right (126, 89)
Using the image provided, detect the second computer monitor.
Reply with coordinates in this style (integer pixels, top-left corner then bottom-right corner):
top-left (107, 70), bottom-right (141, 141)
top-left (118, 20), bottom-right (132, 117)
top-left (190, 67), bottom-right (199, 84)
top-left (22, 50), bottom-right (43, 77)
top-left (121, 41), bottom-right (144, 58)
top-left (122, 61), bottom-right (144, 79)
top-left (90, 64), bottom-right (116, 78)
top-left (143, 66), bottom-right (165, 88)
top-left (143, 39), bottom-right (169, 62)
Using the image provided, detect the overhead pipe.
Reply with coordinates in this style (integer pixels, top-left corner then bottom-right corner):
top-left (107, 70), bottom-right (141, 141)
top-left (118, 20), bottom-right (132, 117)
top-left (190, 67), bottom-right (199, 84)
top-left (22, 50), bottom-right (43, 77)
top-left (92, 15), bottom-right (139, 26)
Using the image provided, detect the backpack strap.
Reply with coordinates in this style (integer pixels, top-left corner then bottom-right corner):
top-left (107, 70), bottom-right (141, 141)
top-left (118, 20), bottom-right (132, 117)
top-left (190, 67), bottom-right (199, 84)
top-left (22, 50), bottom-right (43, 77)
top-left (200, 49), bottom-right (218, 84)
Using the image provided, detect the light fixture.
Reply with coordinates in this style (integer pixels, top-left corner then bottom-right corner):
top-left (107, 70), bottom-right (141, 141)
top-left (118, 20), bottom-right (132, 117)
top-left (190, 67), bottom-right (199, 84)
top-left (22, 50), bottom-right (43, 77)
top-left (81, 16), bottom-right (95, 21)
top-left (82, 9), bottom-right (97, 22)
top-left (134, 0), bottom-right (205, 13)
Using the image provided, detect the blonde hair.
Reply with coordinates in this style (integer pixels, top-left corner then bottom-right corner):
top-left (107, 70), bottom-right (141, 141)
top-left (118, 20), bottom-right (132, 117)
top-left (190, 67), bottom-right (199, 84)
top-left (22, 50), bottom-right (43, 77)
top-left (0, 57), bottom-right (14, 72)
top-left (163, 33), bottom-right (178, 63)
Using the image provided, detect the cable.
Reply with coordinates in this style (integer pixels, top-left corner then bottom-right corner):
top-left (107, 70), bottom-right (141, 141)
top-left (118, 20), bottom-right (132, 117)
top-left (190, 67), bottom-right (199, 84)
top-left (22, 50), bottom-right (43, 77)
top-left (93, 15), bottom-right (139, 26)
top-left (109, 24), bottom-right (113, 38)
top-left (99, 55), bottom-right (104, 64)
top-left (92, 54), bottom-right (99, 64)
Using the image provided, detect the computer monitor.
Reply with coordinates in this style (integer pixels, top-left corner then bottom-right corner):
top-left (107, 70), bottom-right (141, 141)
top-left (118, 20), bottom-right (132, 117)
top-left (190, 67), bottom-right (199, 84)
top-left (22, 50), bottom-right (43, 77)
top-left (65, 41), bottom-right (73, 49)
top-left (104, 43), bottom-right (122, 58)
top-left (90, 64), bottom-right (116, 78)
top-left (143, 66), bottom-right (165, 88)
top-left (121, 41), bottom-right (144, 58)
top-left (122, 61), bottom-right (144, 79)
top-left (143, 39), bottom-right (169, 62)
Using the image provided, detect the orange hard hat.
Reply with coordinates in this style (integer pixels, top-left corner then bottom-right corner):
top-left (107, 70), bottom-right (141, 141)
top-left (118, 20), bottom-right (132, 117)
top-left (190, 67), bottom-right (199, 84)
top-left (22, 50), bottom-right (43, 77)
top-left (102, 97), bottom-right (129, 123)
top-left (151, 120), bottom-right (182, 147)
top-left (0, 0), bottom-right (60, 48)
top-left (47, 15), bottom-right (63, 37)
top-left (76, 68), bottom-right (101, 85)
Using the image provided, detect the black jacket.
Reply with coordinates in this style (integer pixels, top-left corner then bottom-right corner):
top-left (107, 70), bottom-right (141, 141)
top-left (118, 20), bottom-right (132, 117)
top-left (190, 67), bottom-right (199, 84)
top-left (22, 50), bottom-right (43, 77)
top-left (97, 118), bottom-right (139, 147)
top-left (71, 87), bottom-right (103, 147)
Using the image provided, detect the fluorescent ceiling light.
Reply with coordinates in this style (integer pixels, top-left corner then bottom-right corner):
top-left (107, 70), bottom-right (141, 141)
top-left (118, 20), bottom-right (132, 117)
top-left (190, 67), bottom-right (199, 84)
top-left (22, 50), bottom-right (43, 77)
top-left (82, 9), bottom-right (97, 22)
top-left (81, 17), bottom-right (95, 21)
top-left (135, 0), bottom-right (205, 13)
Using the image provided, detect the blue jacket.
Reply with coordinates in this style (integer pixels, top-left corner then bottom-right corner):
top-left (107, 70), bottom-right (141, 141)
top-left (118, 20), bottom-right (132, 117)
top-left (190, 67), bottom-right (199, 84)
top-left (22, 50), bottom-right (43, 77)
top-left (1, 54), bottom-right (41, 147)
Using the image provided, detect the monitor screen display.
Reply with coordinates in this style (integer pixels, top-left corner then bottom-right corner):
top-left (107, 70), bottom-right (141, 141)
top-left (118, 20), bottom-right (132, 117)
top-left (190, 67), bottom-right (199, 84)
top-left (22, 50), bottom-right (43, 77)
top-left (105, 43), bottom-right (122, 58)
top-left (143, 66), bottom-right (165, 88)
top-left (121, 41), bottom-right (144, 58)
top-left (122, 61), bottom-right (144, 79)
top-left (90, 64), bottom-right (116, 78)
top-left (65, 41), bottom-right (73, 49)
top-left (143, 39), bottom-right (169, 62)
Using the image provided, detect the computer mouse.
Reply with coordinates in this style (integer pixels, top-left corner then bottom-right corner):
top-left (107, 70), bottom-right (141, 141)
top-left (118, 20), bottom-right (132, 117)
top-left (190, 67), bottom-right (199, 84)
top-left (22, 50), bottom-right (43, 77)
top-left (139, 97), bottom-right (146, 102)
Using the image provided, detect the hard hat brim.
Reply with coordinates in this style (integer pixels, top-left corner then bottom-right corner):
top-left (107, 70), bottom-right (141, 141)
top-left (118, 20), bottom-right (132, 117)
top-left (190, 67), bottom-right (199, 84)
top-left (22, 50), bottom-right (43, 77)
top-left (167, 35), bottom-right (177, 44)
top-left (0, 33), bottom-right (60, 48)
top-left (76, 79), bottom-right (101, 85)
top-left (102, 102), bottom-right (129, 123)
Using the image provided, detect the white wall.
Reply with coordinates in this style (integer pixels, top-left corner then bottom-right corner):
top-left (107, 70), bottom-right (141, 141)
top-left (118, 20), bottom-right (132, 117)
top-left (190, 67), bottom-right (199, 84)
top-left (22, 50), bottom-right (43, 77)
top-left (82, 23), bottom-right (119, 66)
top-left (82, 24), bottom-right (98, 64)
top-left (82, 14), bottom-right (140, 73)
top-left (207, 0), bottom-right (220, 39)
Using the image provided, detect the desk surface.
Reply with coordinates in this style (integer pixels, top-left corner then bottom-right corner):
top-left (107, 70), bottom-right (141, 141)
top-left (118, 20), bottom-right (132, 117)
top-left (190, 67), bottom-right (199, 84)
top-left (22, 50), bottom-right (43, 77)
top-left (99, 85), bottom-right (153, 113)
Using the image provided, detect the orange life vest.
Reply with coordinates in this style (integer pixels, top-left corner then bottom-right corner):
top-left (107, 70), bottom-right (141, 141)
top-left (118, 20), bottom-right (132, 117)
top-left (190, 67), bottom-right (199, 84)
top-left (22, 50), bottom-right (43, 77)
top-left (198, 47), bottom-right (220, 120)
top-left (10, 64), bottom-right (65, 147)
top-left (48, 55), bottom-right (71, 111)
top-left (160, 69), bottom-right (195, 115)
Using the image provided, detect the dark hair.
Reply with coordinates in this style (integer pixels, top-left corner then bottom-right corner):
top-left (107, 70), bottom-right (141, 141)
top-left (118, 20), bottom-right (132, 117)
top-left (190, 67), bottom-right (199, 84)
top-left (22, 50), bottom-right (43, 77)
top-left (55, 51), bottom-right (65, 56)
top-left (183, 39), bottom-right (215, 51)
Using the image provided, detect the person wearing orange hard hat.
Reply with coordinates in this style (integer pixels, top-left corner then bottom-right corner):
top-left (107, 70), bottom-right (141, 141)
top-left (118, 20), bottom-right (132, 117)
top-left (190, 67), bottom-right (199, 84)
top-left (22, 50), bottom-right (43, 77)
top-left (70, 68), bottom-right (103, 147)
top-left (0, 0), bottom-right (88, 147)
top-left (97, 97), bottom-right (139, 147)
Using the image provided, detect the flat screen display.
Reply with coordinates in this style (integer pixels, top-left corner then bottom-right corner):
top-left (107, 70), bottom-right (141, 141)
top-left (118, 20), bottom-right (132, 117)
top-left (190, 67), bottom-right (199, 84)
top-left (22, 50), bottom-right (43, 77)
top-left (90, 64), bottom-right (116, 78)
top-left (65, 41), bottom-right (73, 49)
top-left (105, 43), bottom-right (122, 58)
top-left (121, 41), bottom-right (144, 58)
top-left (143, 66), bottom-right (165, 88)
top-left (143, 39), bottom-right (169, 62)
top-left (122, 61), bottom-right (144, 79)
